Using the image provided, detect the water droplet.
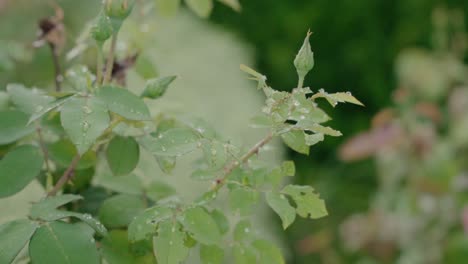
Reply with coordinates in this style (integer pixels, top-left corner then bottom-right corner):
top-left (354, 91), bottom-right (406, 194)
top-left (161, 146), bottom-right (167, 152)
top-left (82, 121), bottom-right (90, 131)
top-left (197, 142), bottom-right (203, 147)
top-left (82, 106), bottom-right (92, 114)
top-left (158, 134), bottom-right (163, 139)
top-left (244, 227), bottom-right (250, 233)
top-left (293, 100), bottom-right (300, 107)
top-left (318, 88), bottom-right (325, 93)
top-left (346, 91), bottom-right (351, 95)
top-left (169, 241), bottom-right (173, 245)
top-left (211, 149), bottom-right (217, 155)
top-left (171, 227), bottom-right (176, 232)
top-left (300, 115), bottom-right (306, 120)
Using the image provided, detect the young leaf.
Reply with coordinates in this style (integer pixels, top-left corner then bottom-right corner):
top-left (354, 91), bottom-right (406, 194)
top-left (128, 206), bottom-right (173, 242)
top-left (156, 155), bottom-right (177, 174)
top-left (61, 96), bottom-right (110, 154)
top-left (99, 194), bottom-right (146, 228)
top-left (280, 130), bottom-right (309, 155)
top-left (229, 187), bottom-right (259, 216)
top-left (48, 139), bottom-right (97, 169)
top-left (141, 75), bottom-right (177, 99)
top-left (265, 191), bottom-right (296, 229)
top-left (185, 0), bottom-right (213, 18)
top-left (6, 83), bottom-right (53, 114)
top-left (313, 90), bottom-right (364, 107)
top-left (27, 94), bottom-right (75, 124)
top-left (96, 85), bottom-right (151, 121)
top-left (181, 207), bottom-right (221, 245)
top-left (296, 122), bottom-right (342, 137)
top-left (0, 219), bottom-right (39, 264)
top-left (0, 110), bottom-right (34, 145)
top-left (217, 0), bottom-right (241, 11)
top-left (153, 221), bottom-right (189, 264)
top-left (138, 128), bottom-right (200, 156)
top-left (200, 244), bottom-right (224, 264)
top-left (304, 133), bottom-right (324, 146)
top-left (29, 194), bottom-right (107, 236)
top-left (252, 239), bottom-right (285, 264)
top-left (106, 136), bottom-right (140, 175)
top-left (29, 222), bottom-right (100, 264)
top-left (281, 161), bottom-right (295, 176)
top-left (281, 185), bottom-right (328, 219)
top-left (0, 145), bottom-right (43, 198)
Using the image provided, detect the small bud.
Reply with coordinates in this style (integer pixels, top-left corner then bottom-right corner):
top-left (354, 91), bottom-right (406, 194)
top-left (104, 0), bottom-right (134, 20)
top-left (141, 75), bottom-right (177, 99)
top-left (90, 12), bottom-right (113, 43)
top-left (294, 30), bottom-right (314, 79)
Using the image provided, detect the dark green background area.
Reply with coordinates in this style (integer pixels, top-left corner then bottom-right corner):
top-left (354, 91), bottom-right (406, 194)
top-left (212, 0), bottom-right (467, 263)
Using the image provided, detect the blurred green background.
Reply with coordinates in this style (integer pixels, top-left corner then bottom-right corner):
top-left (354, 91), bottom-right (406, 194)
top-left (1, 0), bottom-right (468, 263)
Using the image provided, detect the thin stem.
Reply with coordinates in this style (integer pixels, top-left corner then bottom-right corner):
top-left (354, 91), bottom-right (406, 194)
top-left (96, 44), bottom-right (104, 85)
top-left (36, 125), bottom-right (51, 173)
top-left (213, 132), bottom-right (274, 192)
top-left (103, 33), bottom-right (118, 85)
top-left (297, 75), bottom-right (305, 89)
top-left (49, 43), bottom-right (62, 91)
top-left (47, 154), bottom-right (81, 196)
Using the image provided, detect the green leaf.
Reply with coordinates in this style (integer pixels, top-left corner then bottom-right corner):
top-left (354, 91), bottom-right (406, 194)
top-left (229, 187), bottom-right (259, 216)
top-left (29, 222), bottom-right (100, 264)
top-left (156, 155), bottom-right (177, 174)
top-left (6, 83), bottom-right (53, 114)
top-left (0, 145), bottom-right (43, 198)
top-left (96, 85), bottom-right (151, 121)
top-left (99, 194), bottom-right (146, 229)
top-left (209, 209), bottom-right (229, 235)
top-left (304, 133), bottom-right (324, 146)
top-left (61, 96), bottom-right (110, 154)
top-left (314, 90), bottom-right (364, 107)
top-left (141, 75), bottom-right (177, 99)
top-left (145, 181), bottom-right (176, 201)
top-left (233, 244), bottom-right (257, 264)
top-left (128, 206), bottom-right (173, 242)
top-left (101, 230), bottom-right (156, 264)
top-left (155, 0), bottom-right (181, 16)
top-left (27, 94), bottom-right (75, 124)
top-left (0, 110), bottom-right (34, 145)
top-left (202, 139), bottom-right (228, 170)
top-left (0, 91), bottom-right (9, 110)
top-left (252, 239), bottom-right (285, 264)
top-left (296, 121), bottom-right (342, 137)
top-left (265, 191), bottom-right (296, 229)
top-left (200, 244), bottom-right (224, 264)
top-left (181, 207), bottom-right (221, 245)
top-left (29, 194), bottom-right (107, 236)
top-left (106, 136), bottom-right (140, 175)
top-left (185, 0), bottom-right (213, 18)
top-left (65, 65), bottom-right (95, 92)
top-left (280, 130), bottom-right (309, 155)
top-left (233, 220), bottom-right (252, 242)
top-left (138, 128), bottom-right (200, 156)
top-left (281, 161), bottom-right (295, 176)
top-left (217, 0), bottom-right (240, 11)
top-left (48, 139), bottom-right (97, 169)
top-left (0, 219), bottom-right (39, 264)
top-left (153, 221), bottom-right (189, 264)
top-left (281, 185), bottom-right (328, 219)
